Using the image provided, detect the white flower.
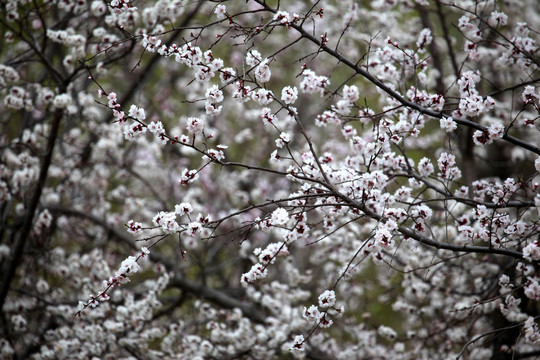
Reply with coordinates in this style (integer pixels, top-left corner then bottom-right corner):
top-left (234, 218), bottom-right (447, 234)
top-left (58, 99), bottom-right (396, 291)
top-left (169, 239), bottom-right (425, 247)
top-left (254, 58), bottom-right (271, 83)
top-left (205, 101), bottom-right (222, 116)
top-left (487, 122), bottom-right (504, 140)
top-left (303, 305), bottom-right (320, 320)
top-left (525, 280), bottom-right (540, 300)
top-left (472, 129), bottom-right (495, 146)
top-left (271, 208), bottom-right (289, 226)
top-left (378, 325), bottom-right (398, 340)
top-left (437, 152), bottom-right (455, 169)
top-left (153, 211), bottom-right (180, 233)
top-left (147, 121), bottom-right (164, 134)
top-left (116, 256), bottom-right (141, 277)
top-left (300, 69), bottom-right (329, 96)
top-left (418, 157), bottom-right (434, 177)
top-left (523, 241), bottom-right (540, 261)
top-left (261, 107), bottom-right (276, 126)
top-left (375, 227), bottom-right (394, 250)
top-left (53, 93), bottom-right (72, 109)
top-left (123, 121), bottom-right (147, 141)
top-left (219, 67), bottom-right (236, 83)
top-left (522, 86), bottom-right (538, 104)
top-left (180, 168), bottom-right (200, 185)
top-left (127, 220), bottom-right (143, 234)
top-left (36, 279), bottom-right (49, 294)
top-left (416, 28), bottom-right (433, 51)
top-left (291, 335), bottom-right (305, 351)
top-left (318, 290), bottom-right (336, 308)
top-left (175, 202), bottom-right (193, 214)
top-left (342, 85), bottom-right (359, 102)
top-left (140, 247), bottom-right (150, 257)
top-left (142, 34), bottom-right (162, 52)
top-left (252, 88), bottom-right (274, 105)
top-left (318, 313), bottom-right (333, 328)
top-left (279, 132), bottom-right (290, 143)
top-left (11, 315), bottom-right (27, 332)
top-left (90, 0), bottom-right (107, 15)
top-left (186, 117), bottom-right (205, 134)
top-left (524, 317), bottom-right (540, 343)
top-left (128, 104), bottom-right (146, 121)
top-left (333, 99), bottom-right (352, 115)
top-left (488, 11), bottom-right (508, 27)
top-left (273, 10), bottom-right (291, 25)
top-left (281, 86), bottom-right (298, 104)
top-left (270, 149), bottom-right (281, 162)
top-left (246, 50), bottom-right (262, 66)
top-left (214, 4), bottom-right (227, 19)
top-left (187, 221), bottom-right (202, 236)
top-left (0, 64), bottom-right (19, 83)
top-left (439, 117), bottom-right (457, 132)
top-left (240, 263), bottom-right (268, 287)
top-left (205, 148), bottom-right (225, 161)
top-left (205, 85), bottom-right (224, 103)
top-left (232, 81), bottom-right (251, 102)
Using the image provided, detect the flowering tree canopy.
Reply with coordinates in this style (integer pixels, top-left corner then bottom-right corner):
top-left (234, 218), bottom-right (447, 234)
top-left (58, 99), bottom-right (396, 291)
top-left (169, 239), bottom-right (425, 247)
top-left (1, 0), bottom-right (540, 359)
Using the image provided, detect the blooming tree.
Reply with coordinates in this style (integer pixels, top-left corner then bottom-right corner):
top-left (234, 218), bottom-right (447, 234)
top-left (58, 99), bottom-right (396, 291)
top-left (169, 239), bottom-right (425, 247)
top-left (1, 0), bottom-right (540, 359)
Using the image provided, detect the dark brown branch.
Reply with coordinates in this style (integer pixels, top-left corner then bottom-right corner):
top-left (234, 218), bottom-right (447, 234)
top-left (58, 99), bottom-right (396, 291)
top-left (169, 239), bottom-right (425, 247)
top-left (0, 108), bottom-right (63, 312)
top-left (340, 193), bottom-right (527, 262)
top-left (435, 0), bottom-right (460, 78)
top-left (416, 3), bottom-right (445, 94)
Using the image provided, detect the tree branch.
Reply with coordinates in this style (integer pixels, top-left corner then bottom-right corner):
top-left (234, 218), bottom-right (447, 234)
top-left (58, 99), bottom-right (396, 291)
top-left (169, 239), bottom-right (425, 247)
top-left (0, 108), bottom-right (64, 313)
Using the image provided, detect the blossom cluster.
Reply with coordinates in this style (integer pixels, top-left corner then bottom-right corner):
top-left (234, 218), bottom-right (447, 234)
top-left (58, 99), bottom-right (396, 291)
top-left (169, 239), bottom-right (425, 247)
top-left (1, 1), bottom-right (540, 360)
